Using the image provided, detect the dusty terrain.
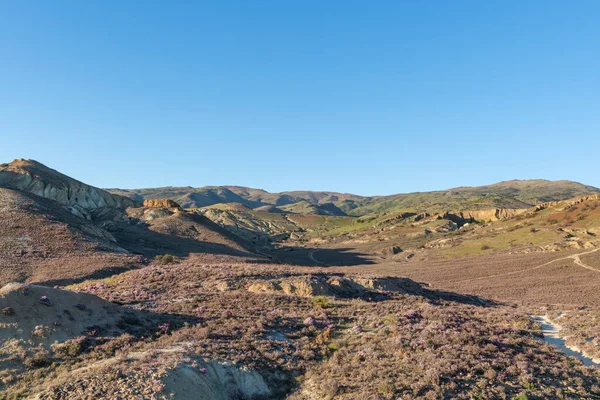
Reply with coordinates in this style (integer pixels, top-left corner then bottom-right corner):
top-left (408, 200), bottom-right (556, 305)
top-left (6, 260), bottom-right (600, 399)
top-left (2, 159), bottom-right (600, 399)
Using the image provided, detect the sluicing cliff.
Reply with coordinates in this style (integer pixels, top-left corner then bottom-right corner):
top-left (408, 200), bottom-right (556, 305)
top-left (0, 159), bottom-right (138, 219)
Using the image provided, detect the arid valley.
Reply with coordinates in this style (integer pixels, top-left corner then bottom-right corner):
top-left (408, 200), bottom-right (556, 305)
top-left (0, 159), bottom-right (600, 399)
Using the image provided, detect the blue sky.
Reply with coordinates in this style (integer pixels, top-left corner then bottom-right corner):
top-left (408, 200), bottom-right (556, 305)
top-left (1, 1), bottom-right (599, 195)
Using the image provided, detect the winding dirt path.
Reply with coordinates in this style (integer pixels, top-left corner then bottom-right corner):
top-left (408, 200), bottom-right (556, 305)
top-left (452, 248), bottom-right (600, 284)
top-left (570, 250), bottom-right (600, 273)
top-left (308, 250), bottom-right (329, 266)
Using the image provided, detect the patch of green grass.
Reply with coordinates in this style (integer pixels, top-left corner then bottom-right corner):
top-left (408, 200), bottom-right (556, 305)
top-left (439, 225), bottom-right (560, 258)
top-left (311, 296), bottom-right (330, 309)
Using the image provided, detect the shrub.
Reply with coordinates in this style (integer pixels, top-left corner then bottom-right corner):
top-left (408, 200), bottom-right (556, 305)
top-left (51, 336), bottom-right (89, 357)
top-left (507, 224), bottom-right (523, 232)
top-left (378, 381), bottom-right (395, 396)
top-left (32, 325), bottom-right (51, 338)
top-left (24, 348), bottom-right (51, 368)
top-left (319, 379), bottom-right (339, 399)
top-left (155, 254), bottom-right (175, 265)
top-left (311, 296), bottom-right (329, 309)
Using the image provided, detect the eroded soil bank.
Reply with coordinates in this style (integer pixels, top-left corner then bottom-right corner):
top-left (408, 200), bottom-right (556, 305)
top-left (533, 315), bottom-right (600, 367)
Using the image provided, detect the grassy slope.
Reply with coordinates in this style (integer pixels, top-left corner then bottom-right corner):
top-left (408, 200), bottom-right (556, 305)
top-left (435, 195), bottom-right (600, 258)
top-left (279, 201), bottom-right (347, 216)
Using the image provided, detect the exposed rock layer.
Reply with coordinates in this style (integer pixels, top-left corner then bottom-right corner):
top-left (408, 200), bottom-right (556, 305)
top-left (442, 208), bottom-right (528, 223)
top-left (247, 275), bottom-right (422, 297)
top-left (0, 159), bottom-right (137, 219)
top-left (535, 194), bottom-right (600, 212)
top-left (143, 199), bottom-right (181, 208)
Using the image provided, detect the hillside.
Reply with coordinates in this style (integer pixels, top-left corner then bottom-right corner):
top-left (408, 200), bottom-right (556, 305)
top-left (279, 201), bottom-right (347, 216)
top-left (2, 160), bottom-right (600, 398)
top-left (111, 186), bottom-right (363, 211)
top-left (0, 161), bottom-right (262, 285)
top-left (429, 194), bottom-right (600, 259)
top-left (113, 206), bottom-right (254, 258)
top-left (0, 159), bottom-right (138, 220)
top-left (343, 180), bottom-right (600, 217)
top-left (109, 180), bottom-right (600, 218)
top-left (0, 187), bottom-right (141, 285)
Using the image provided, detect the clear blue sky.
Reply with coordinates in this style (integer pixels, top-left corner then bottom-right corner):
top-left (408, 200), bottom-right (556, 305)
top-left (1, 1), bottom-right (599, 195)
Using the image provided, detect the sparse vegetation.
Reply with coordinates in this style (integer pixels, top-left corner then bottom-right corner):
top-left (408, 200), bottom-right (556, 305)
top-left (2, 161), bottom-right (600, 399)
top-left (311, 296), bottom-right (330, 309)
top-left (154, 254), bottom-right (175, 265)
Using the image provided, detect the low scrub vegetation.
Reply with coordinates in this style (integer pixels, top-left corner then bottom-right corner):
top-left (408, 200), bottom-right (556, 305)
top-left (154, 254), bottom-right (175, 265)
top-left (2, 260), bottom-right (596, 399)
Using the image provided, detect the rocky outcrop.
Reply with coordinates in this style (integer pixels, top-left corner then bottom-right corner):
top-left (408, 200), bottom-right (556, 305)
top-left (535, 194), bottom-right (600, 212)
top-left (414, 212), bottom-right (430, 222)
top-left (441, 208), bottom-right (527, 223)
top-left (143, 199), bottom-right (181, 208)
top-left (247, 275), bottom-right (422, 298)
top-left (381, 245), bottom-right (403, 256)
top-left (0, 159), bottom-right (138, 220)
top-left (162, 363), bottom-right (273, 400)
top-left (199, 207), bottom-right (301, 242)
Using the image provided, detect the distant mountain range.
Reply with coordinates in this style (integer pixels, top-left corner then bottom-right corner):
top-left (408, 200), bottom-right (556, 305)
top-left (109, 179), bottom-right (600, 217)
top-left (2, 159), bottom-right (599, 219)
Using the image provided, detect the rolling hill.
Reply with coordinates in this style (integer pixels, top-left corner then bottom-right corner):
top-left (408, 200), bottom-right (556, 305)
top-left (3, 159), bottom-right (600, 399)
top-left (0, 160), bottom-right (261, 284)
top-left (109, 179), bottom-right (600, 217)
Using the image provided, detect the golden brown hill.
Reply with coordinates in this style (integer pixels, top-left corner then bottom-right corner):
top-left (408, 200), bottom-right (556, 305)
top-left (442, 207), bottom-right (528, 223)
top-left (143, 199), bottom-right (181, 208)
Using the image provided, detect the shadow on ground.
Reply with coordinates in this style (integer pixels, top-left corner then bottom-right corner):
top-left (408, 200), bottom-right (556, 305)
top-left (107, 215), bottom-right (257, 259)
top-left (265, 246), bottom-right (375, 267)
top-left (37, 265), bottom-right (138, 287)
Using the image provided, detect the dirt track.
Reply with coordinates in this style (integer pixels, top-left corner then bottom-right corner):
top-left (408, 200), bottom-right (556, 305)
top-left (451, 248), bottom-right (600, 283)
top-left (308, 250), bottom-right (328, 266)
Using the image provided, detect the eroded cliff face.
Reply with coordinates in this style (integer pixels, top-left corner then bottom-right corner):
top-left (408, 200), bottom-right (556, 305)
top-left (143, 199), bottom-right (181, 208)
top-left (0, 159), bottom-right (138, 219)
top-left (441, 208), bottom-right (528, 223)
top-left (535, 194), bottom-right (600, 212)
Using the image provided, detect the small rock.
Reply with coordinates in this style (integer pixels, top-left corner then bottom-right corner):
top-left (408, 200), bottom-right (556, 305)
top-left (39, 296), bottom-right (52, 306)
top-left (2, 307), bottom-right (15, 316)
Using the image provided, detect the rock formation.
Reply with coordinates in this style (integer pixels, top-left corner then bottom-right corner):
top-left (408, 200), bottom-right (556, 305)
top-left (535, 194), bottom-right (600, 212)
top-left (247, 275), bottom-right (422, 297)
top-left (143, 199), bottom-right (182, 208)
top-left (441, 208), bottom-right (528, 223)
top-left (0, 159), bottom-right (138, 219)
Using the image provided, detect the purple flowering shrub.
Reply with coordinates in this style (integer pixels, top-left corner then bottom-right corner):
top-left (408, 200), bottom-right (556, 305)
top-left (5, 259), bottom-right (599, 399)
